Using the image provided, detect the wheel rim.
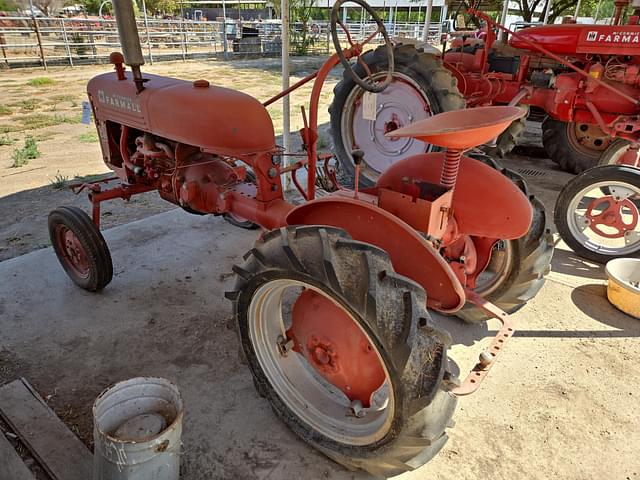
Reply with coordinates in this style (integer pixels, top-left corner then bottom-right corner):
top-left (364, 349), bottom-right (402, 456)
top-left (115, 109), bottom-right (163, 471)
top-left (248, 279), bottom-right (395, 445)
top-left (54, 225), bottom-right (90, 279)
top-left (567, 122), bottom-right (612, 157)
top-left (566, 180), bottom-right (640, 257)
top-left (473, 240), bottom-right (514, 297)
top-left (341, 71), bottom-right (435, 177)
top-left (600, 141), bottom-right (639, 166)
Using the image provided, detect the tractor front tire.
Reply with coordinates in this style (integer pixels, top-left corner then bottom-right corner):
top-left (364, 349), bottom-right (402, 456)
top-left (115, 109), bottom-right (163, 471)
top-left (329, 44), bottom-right (464, 187)
top-left (48, 206), bottom-right (113, 291)
top-left (484, 108), bottom-right (527, 158)
top-left (542, 119), bottom-right (612, 174)
top-left (455, 157), bottom-right (554, 323)
top-left (227, 226), bottom-right (456, 476)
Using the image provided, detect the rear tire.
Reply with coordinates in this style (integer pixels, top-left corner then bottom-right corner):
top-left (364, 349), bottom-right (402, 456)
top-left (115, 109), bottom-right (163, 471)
top-left (455, 156), bottom-right (554, 323)
top-left (542, 119), bottom-right (612, 174)
top-left (227, 226), bottom-right (456, 476)
top-left (329, 44), bottom-right (464, 187)
top-left (48, 206), bottom-right (113, 291)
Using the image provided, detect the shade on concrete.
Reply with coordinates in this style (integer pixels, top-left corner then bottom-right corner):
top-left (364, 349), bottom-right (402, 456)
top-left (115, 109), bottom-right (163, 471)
top-left (0, 152), bottom-right (639, 478)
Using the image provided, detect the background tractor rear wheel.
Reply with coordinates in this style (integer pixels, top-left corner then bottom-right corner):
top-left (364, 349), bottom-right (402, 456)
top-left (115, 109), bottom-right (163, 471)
top-left (329, 44), bottom-right (464, 187)
top-left (48, 206), bottom-right (113, 291)
top-left (542, 119), bottom-right (612, 174)
top-left (484, 108), bottom-right (527, 158)
top-left (455, 155), bottom-right (554, 324)
top-left (227, 226), bottom-right (456, 476)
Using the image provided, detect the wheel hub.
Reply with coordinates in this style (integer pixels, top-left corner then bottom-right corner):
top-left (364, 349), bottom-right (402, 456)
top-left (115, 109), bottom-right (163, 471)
top-left (348, 74), bottom-right (433, 173)
top-left (570, 122), bottom-right (612, 154)
top-left (56, 226), bottom-right (89, 276)
top-left (286, 289), bottom-right (385, 407)
top-left (586, 196), bottom-right (639, 238)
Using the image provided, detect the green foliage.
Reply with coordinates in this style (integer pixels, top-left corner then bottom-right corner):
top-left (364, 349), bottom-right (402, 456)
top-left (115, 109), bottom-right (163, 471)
top-left (0, 105), bottom-right (11, 116)
top-left (27, 77), bottom-right (55, 87)
top-left (0, 0), bottom-right (17, 10)
top-left (141, 0), bottom-right (179, 15)
top-left (0, 134), bottom-right (15, 146)
top-left (290, 0), bottom-right (317, 55)
top-left (11, 136), bottom-right (40, 168)
top-left (50, 171), bottom-right (69, 189)
top-left (78, 131), bottom-right (99, 143)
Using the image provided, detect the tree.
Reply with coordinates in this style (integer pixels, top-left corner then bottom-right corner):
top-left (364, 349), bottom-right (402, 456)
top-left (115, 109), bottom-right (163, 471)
top-left (0, 0), bottom-right (17, 11)
top-left (17, 0), bottom-right (63, 15)
top-left (142, 0), bottom-right (179, 16)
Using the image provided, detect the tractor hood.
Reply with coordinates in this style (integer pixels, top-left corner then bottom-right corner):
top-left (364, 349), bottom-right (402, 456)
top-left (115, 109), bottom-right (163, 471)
top-left (509, 24), bottom-right (640, 56)
top-left (88, 72), bottom-right (276, 156)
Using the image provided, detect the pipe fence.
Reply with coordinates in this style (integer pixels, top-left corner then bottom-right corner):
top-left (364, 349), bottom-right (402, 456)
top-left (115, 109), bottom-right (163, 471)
top-left (0, 16), bottom-right (442, 69)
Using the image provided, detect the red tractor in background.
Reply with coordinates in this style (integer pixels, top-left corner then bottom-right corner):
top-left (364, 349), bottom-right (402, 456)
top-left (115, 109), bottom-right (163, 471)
top-left (330, 0), bottom-right (640, 182)
top-left (48, 0), bottom-right (553, 474)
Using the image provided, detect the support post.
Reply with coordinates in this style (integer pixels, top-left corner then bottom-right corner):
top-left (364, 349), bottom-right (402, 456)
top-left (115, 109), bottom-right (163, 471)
top-left (141, 0), bottom-right (154, 64)
top-left (573, 0), bottom-right (582, 19)
top-left (422, 0), bottom-right (433, 42)
top-left (281, 0), bottom-right (291, 190)
top-left (499, 0), bottom-right (509, 41)
top-left (543, 0), bottom-right (553, 23)
top-left (221, 0), bottom-right (228, 59)
top-left (29, 0), bottom-right (47, 70)
top-left (60, 18), bottom-right (74, 66)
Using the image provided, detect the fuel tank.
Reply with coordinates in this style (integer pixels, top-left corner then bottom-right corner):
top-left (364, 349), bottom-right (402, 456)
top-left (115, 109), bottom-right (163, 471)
top-left (87, 71), bottom-right (276, 156)
top-left (509, 24), bottom-right (640, 56)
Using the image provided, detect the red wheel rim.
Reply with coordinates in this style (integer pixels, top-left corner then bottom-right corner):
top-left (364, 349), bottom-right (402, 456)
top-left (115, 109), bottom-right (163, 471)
top-left (586, 195), bottom-right (639, 239)
top-left (54, 225), bottom-right (90, 279)
top-left (287, 289), bottom-right (385, 407)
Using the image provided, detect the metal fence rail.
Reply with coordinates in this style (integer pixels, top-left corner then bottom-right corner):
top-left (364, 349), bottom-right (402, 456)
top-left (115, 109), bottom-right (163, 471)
top-left (0, 16), bottom-right (441, 68)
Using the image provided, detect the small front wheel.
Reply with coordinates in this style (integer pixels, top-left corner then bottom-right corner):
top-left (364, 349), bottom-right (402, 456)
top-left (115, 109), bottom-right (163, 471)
top-left (555, 165), bottom-right (640, 264)
top-left (48, 206), bottom-right (113, 291)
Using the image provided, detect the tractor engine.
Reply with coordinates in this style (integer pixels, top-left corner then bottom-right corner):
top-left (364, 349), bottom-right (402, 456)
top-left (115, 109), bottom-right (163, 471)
top-left (120, 129), bottom-right (246, 214)
top-left (443, 23), bottom-right (640, 125)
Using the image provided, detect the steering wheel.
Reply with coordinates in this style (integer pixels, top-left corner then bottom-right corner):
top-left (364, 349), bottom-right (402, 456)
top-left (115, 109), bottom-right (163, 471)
top-left (330, 0), bottom-right (394, 93)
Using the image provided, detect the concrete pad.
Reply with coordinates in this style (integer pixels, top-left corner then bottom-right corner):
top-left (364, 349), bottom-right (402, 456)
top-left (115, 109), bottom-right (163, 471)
top-left (1, 208), bottom-right (639, 479)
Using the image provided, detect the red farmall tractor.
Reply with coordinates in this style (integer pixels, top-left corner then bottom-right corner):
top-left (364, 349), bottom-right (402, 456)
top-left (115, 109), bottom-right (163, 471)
top-left (47, 0), bottom-right (553, 474)
top-left (329, 0), bottom-right (640, 182)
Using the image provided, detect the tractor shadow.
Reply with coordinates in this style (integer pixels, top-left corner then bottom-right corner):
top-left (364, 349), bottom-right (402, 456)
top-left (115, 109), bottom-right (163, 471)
top-left (551, 247), bottom-right (607, 281)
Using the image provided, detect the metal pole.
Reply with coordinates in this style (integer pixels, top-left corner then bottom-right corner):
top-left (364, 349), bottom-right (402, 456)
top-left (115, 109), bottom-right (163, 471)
top-left (141, 0), bottom-right (154, 64)
top-left (543, 0), bottom-right (552, 23)
top-left (422, 0), bottom-right (433, 42)
top-left (221, 0), bottom-right (228, 58)
top-left (179, 1), bottom-right (187, 60)
top-left (573, 0), bottom-right (582, 19)
top-left (60, 18), bottom-right (74, 66)
top-left (594, 0), bottom-right (603, 21)
top-left (281, 0), bottom-right (291, 189)
top-left (499, 0), bottom-right (509, 41)
top-left (28, 0), bottom-right (47, 70)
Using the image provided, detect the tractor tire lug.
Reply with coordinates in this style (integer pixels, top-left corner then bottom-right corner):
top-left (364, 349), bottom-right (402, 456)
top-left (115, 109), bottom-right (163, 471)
top-left (349, 399), bottom-right (365, 418)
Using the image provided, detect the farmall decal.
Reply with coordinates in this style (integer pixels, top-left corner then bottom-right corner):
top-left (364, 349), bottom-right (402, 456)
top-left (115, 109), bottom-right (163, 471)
top-left (585, 30), bottom-right (640, 43)
top-left (97, 89), bottom-right (141, 113)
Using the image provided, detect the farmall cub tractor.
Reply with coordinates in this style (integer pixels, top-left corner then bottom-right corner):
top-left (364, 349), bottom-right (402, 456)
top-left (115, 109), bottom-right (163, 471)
top-left (48, 0), bottom-right (552, 475)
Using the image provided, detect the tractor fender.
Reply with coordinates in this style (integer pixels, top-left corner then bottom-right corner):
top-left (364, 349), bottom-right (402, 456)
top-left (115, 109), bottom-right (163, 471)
top-left (376, 153), bottom-right (533, 239)
top-left (286, 197), bottom-right (465, 313)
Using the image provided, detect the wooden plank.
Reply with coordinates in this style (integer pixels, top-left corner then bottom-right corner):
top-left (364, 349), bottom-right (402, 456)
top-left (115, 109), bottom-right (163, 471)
top-left (0, 431), bottom-right (36, 480)
top-left (0, 378), bottom-right (92, 480)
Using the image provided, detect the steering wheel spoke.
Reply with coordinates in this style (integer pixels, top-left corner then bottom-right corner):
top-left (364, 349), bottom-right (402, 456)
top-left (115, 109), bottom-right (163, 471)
top-left (331, 0), bottom-right (394, 94)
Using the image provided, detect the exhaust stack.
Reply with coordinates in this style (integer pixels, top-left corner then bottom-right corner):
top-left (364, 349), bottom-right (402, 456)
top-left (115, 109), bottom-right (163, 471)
top-left (112, 0), bottom-right (146, 92)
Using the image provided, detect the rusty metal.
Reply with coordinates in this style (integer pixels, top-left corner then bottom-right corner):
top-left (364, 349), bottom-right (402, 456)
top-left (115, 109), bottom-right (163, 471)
top-left (451, 289), bottom-right (516, 396)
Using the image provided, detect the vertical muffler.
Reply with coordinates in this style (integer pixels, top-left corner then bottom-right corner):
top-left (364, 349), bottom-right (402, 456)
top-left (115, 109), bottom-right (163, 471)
top-left (112, 0), bottom-right (146, 92)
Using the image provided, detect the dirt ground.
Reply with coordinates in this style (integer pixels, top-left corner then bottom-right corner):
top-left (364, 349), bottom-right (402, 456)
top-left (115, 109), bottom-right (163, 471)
top-left (0, 56), bottom-right (338, 261)
top-left (1, 59), bottom-right (639, 480)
